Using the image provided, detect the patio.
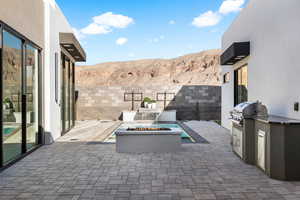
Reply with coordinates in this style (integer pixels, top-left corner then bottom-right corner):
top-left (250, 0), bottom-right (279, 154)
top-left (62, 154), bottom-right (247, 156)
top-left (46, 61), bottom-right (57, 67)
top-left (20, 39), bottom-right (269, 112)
top-left (0, 120), bottom-right (300, 200)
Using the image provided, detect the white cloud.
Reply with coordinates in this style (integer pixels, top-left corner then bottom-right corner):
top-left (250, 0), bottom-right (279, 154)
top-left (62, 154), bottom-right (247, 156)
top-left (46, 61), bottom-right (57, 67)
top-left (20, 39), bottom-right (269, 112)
top-left (192, 11), bottom-right (222, 28)
top-left (116, 37), bottom-right (128, 46)
top-left (191, 0), bottom-right (245, 29)
top-left (169, 20), bottom-right (176, 25)
top-left (80, 23), bottom-right (111, 35)
top-left (219, 0), bottom-right (245, 14)
top-left (76, 12), bottom-right (134, 37)
top-left (93, 12), bottom-right (134, 28)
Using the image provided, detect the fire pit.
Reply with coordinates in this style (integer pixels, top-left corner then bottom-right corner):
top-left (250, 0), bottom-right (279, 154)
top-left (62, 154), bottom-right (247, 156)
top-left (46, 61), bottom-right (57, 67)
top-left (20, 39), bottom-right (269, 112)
top-left (116, 126), bottom-right (181, 153)
top-left (127, 128), bottom-right (171, 131)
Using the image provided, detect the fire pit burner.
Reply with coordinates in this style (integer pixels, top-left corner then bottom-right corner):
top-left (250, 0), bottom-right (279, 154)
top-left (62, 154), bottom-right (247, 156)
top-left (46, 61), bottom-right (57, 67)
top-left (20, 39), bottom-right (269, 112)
top-left (127, 128), bottom-right (171, 131)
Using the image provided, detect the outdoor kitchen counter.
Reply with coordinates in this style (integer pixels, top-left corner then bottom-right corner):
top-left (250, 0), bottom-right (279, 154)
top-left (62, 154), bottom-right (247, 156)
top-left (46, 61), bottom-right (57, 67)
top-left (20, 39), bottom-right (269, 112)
top-left (254, 115), bottom-right (300, 180)
top-left (255, 115), bottom-right (300, 125)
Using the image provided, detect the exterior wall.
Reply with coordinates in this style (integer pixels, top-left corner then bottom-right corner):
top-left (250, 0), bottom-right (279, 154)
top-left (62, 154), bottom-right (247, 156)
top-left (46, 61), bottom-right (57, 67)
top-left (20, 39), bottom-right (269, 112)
top-left (76, 86), bottom-right (221, 121)
top-left (43, 0), bottom-right (76, 143)
top-left (221, 66), bottom-right (234, 129)
top-left (0, 0), bottom-right (83, 146)
top-left (0, 0), bottom-right (44, 48)
top-left (221, 0), bottom-right (300, 129)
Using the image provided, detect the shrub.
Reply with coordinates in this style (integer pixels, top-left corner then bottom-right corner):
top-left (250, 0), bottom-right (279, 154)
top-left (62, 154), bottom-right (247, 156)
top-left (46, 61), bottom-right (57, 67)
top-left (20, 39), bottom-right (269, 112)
top-left (143, 97), bottom-right (152, 103)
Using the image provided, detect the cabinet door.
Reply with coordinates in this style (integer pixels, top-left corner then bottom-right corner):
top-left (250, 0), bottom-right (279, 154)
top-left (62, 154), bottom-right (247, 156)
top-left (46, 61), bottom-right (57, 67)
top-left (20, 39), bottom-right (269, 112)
top-left (257, 130), bottom-right (266, 170)
top-left (232, 127), bottom-right (243, 158)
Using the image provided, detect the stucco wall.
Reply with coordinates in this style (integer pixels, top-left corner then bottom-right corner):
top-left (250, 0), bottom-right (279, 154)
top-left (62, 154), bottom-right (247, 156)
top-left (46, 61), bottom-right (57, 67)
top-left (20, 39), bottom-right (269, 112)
top-left (43, 0), bottom-right (78, 143)
top-left (221, 0), bottom-right (300, 129)
top-left (0, 0), bottom-right (44, 48)
top-left (76, 86), bottom-right (221, 121)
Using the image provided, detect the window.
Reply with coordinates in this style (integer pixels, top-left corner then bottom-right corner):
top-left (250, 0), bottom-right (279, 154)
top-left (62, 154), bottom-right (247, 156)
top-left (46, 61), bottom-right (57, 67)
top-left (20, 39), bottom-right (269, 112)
top-left (223, 72), bottom-right (230, 84)
top-left (234, 65), bottom-right (248, 105)
top-left (55, 53), bottom-right (58, 103)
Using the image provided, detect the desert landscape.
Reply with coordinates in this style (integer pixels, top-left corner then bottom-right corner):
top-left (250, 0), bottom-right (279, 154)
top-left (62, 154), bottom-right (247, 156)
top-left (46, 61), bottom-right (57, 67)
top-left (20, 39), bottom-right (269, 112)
top-left (75, 49), bottom-right (222, 120)
top-left (76, 49), bottom-right (221, 87)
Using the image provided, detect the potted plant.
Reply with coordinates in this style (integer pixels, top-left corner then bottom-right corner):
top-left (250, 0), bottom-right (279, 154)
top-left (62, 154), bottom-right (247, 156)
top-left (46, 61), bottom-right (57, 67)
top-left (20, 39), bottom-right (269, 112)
top-left (3, 98), bottom-right (12, 110)
top-left (149, 100), bottom-right (157, 109)
top-left (143, 97), bottom-right (152, 108)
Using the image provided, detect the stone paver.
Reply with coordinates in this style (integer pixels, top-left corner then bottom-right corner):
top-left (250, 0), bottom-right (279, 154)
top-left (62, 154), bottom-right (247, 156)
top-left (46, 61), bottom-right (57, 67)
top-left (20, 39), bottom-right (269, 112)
top-left (0, 120), bottom-right (300, 200)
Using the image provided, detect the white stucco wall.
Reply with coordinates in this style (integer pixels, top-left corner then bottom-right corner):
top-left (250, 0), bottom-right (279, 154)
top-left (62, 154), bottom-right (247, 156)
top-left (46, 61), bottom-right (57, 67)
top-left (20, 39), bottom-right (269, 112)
top-left (221, 66), bottom-right (234, 129)
top-left (221, 0), bottom-right (300, 129)
top-left (43, 0), bottom-right (75, 143)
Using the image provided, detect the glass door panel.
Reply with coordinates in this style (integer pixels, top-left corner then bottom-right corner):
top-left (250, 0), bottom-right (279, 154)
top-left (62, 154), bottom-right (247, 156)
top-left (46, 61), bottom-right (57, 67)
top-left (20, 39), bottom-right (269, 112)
top-left (64, 59), bottom-right (70, 130)
top-left (25, 45), bottom-right (39, 150)
top-left (61, 55), bottom-right (65, 133)
top-left (70, 63), bottom-right (74, 127)
top-left (2, 30), bottom-right (22, 164)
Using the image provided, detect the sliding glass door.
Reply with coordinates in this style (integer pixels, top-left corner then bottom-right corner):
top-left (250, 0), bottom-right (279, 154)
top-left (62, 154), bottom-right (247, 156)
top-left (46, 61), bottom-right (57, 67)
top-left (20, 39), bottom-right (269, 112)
top-left (64, 58), bottom-right (70, 131)
top-left (0, 23), bottom-right (41, 167)
top-left (2, 30), bottom-right (23, 164)
top-left (61, 54), bottom-right (75, 134)
top-left (70, 63), bottom-right (74, 128)
top-left (25, 45), bottom-right (39, 151)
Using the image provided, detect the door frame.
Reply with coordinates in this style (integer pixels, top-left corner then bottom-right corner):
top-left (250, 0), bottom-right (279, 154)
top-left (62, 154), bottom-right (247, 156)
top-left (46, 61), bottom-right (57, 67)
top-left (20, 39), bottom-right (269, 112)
top-left (61, 53), bottom-right (75, 135)
top-left (0, 21), bottom-right (43, 168)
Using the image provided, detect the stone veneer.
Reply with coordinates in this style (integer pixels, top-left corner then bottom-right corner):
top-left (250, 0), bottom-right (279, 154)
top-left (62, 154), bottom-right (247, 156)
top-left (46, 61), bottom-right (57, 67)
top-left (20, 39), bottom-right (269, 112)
top-left (76, 85), bottom-right (221, 121)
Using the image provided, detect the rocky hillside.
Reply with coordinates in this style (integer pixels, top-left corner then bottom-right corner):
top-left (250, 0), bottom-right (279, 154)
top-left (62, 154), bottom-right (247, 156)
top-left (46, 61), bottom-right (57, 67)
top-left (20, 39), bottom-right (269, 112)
top-left (76, 49), bottom-right (221, 87)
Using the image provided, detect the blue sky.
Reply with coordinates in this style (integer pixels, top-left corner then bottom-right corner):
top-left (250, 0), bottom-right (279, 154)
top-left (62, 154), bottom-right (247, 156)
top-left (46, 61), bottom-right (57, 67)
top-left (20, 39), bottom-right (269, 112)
top-left (56, 0), bottom-right (247, 65)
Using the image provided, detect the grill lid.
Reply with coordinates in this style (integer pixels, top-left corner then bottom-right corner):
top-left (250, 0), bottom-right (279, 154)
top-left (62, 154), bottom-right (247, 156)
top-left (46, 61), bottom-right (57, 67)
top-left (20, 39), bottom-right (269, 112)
top-left (233, 102), bottom-right (256, 113)
top-left (231, 101), bottom-right (268, 121)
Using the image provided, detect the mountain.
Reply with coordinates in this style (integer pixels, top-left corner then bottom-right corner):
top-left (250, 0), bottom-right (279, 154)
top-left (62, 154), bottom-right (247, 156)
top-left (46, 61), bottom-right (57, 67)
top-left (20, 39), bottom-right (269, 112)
top-left (75, 49), bottom-right (221, 87)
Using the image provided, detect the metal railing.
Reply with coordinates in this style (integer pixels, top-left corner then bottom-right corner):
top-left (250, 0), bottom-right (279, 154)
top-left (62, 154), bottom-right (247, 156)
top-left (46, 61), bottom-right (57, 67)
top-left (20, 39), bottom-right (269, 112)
top-left (124, 91), bottom-right (143, 111)
top-left (156, 92), bottom-right (175, 109)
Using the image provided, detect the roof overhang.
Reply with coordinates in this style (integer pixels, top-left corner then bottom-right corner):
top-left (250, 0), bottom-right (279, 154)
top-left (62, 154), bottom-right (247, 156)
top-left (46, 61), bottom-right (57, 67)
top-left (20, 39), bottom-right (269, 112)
top-left (221, 42), bottom-right (250, 65)
top-left (59, 32), bottom-right (86, 62)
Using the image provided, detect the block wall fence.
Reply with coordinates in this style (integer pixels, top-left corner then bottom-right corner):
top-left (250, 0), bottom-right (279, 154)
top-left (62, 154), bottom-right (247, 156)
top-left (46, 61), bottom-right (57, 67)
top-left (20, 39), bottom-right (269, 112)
top-left (76, 85), bottom-right (221, 121)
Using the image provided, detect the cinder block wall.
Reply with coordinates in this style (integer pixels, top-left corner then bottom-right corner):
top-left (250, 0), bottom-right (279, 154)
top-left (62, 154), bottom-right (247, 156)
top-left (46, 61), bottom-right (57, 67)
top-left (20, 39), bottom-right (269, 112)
top-left (76, 85), bottom-right (221, 121)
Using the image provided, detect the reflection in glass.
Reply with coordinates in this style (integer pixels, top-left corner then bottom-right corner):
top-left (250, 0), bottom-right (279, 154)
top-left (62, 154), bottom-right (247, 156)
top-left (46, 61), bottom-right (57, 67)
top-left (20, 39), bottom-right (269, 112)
top-left (25, 45), bottom-right (39, 150)
top-left (236, 65), bottom-right (248, 104)
top-left (70, 63), bottom-right (74, 127)
top-left (64, 59), bottom-right (70, 130)
top-left (2, 30), bottom-right (22, 164)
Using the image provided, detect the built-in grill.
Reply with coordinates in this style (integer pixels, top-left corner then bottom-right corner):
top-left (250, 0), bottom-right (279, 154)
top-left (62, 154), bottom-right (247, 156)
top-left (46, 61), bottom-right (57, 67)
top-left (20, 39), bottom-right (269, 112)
top-left (230, 101), bottom-right (268, 164)
top-left (230, 102), bottom-right (268, 125)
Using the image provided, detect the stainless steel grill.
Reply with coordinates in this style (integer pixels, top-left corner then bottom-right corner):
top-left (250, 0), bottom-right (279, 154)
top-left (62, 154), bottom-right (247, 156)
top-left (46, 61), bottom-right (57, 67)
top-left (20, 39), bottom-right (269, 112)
top-left (230, 101), bottom-right (268, 125)
top-left (230, 101), bottom-right (268, 164)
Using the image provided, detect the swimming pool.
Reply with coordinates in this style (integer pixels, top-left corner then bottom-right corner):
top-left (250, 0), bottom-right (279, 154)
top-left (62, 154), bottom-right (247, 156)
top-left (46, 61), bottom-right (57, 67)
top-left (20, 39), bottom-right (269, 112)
top-left (104, 123), bottom-right (195, 143)
top-left (3, 126), bottom-right (19, 136)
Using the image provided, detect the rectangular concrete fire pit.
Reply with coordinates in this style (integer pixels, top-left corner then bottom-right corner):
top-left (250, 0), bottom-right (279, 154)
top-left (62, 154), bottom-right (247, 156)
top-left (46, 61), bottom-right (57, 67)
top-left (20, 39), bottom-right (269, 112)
top-left (115, 129), bottom-right (182, 153)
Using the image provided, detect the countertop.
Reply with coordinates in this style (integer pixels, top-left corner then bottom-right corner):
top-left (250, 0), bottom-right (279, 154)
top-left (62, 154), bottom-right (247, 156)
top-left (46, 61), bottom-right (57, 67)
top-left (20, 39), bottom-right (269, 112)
top-left (255, 115), bottom-right (300, 125)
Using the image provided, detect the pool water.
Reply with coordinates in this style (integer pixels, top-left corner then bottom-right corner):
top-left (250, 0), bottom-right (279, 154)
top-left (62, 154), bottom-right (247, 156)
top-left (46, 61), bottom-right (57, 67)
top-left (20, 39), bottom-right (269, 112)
top-left (4, 127), bottom-right (16, 135)
top-left (105, 123), bottom-right (195, 143)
